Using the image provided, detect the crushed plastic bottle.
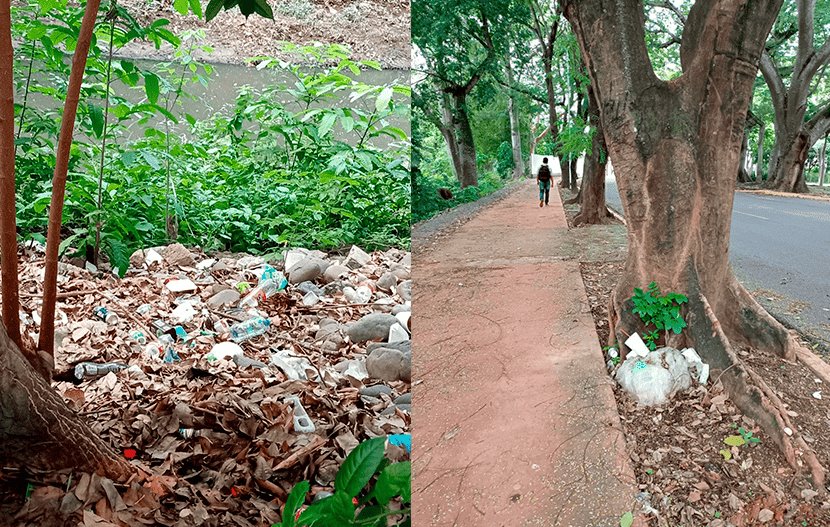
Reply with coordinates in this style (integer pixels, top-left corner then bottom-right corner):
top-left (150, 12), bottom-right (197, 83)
top-left (74, 361), bottom-right (128, 380)
top-left (93, 307), bottom-right (118, 324)
top-left (229, 317), bottom-right (271, 343)
top-left (239, 277), bottom-right (287, 307)
top-left (286, 395), bottom-right (316, 433)
top-left (130, 330), bottom-right (147, 345)
top-left (136, 304), bottom-right (152, 315)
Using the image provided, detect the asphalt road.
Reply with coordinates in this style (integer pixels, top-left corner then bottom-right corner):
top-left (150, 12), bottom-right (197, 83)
top-left (604, 174), bottom-right (830, 348)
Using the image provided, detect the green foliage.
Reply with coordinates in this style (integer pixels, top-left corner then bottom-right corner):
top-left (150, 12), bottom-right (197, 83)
top-left (12, 3), bottom-right (410, 260)
top-left (631, 282), bottom-right (688, 350)
top-left (273, 438), bottom-right (411, 527)
top-left (496, 141), bottom-right (513, 177)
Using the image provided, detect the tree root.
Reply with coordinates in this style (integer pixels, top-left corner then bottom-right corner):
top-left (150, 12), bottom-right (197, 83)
top-left (687, 292), bottom-right (826, 488)
top-left (725, 278), bottom-right (799, 361)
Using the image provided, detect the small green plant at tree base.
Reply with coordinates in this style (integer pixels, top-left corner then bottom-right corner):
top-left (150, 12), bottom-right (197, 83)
top-left (273, 437), bottom-right (410, 527)
top-left (631, 282), bottom-right (689, 350)
top-left (619, 511), bottom-right (634, 527)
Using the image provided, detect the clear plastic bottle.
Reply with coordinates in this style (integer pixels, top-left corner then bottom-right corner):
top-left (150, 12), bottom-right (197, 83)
top-left (229, 317), bottom-right (271, 343)
top-left (239, 276), bottom-right (287, 307)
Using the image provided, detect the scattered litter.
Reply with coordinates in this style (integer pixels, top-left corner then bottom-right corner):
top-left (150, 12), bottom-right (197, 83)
top-left (93, 306), bottom-right (118, 324)
top-left (145, 248), bottom-right (163, 266)
top-left (170, 302), bottom-right (197, 324)
top-left (813, 391), bottom-right (822, 400)
top-left (229, 316), bottom-right (271, 343)
top-left (205, 341), bottom-right (244, 362)
top-left (387, 433), bottom-right (411, 453)
top-left (165, 278), bottom-right (197, 293)
top-left (388, 322), bottom-right (409, 343)
top-left (74, 362), bottom-right (129, 380)
top-left (286, 395), bottom-right (316, 433)
top-left (625, 332), bottom-right (650, 357)
top-left (616, 347), bottom-right (693, 406)
top-left (270, 349), bottom-right (314, 380)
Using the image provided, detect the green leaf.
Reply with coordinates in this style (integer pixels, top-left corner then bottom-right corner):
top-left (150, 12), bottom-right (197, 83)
top-left (173, 0), bottom-right (188, 15)
top-left (281, 480), bottom-right (309, 527)
top-left (188, 0), bottom-right (203, 17)
top-left (620, 511), bottom-right (634, 527)
top-left (719, 448), bottom-right (732, 460)
top-left (335, 437), bottom-right (385, 498)
top-left (143, 72), bottom-right (159, 104)
top-left (253, 0), bottom-right (273, 18)
top-left (88, 103), bottom-right (104, 138)
top-left (318, 113), bottom-right (337, 137)
top-left (373, 461), bottom-right (410, 505)
top-left (105, 237), bottom-right (131, 278)
top-left (140, 151), bottom-right (161, 170)
top-left (724, 435), bottom-right (746, 447)
top-left (205, 0), bottom-right (223, 20)
top-left (375, 86), bottom-right (393, 113)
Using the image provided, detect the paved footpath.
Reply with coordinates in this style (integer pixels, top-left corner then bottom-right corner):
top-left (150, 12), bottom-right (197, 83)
top-left (413, 180), bottom-right (642, 526)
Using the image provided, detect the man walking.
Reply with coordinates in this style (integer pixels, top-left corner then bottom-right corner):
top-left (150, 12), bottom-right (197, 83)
top-left (536, 157), bottom-right (552, 207)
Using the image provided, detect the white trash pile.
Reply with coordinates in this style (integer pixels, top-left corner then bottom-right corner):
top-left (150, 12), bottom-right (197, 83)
top-left (614, 332), bottom-right (710, 406)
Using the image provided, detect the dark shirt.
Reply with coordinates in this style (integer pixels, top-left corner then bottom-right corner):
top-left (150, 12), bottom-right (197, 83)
top-left (537, 164), bottom-right (551, 182)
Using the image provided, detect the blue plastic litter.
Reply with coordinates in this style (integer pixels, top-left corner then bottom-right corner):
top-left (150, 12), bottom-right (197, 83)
top-left (163, 346), bottom-right (181, 363)
top-left (388, 434), bottom-right (411, 453)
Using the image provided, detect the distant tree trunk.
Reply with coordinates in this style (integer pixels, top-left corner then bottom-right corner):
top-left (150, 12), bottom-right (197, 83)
top-left (440, 92), bottom-right (464, 182)
top-left (569, 156), bottom-right (579, 190)
top-left (0, 324), bottom-right (135, 480)
top-left (756, 120), bottom-right (766, 180)
top-left (545, 72), bottom-right (569, 189)
top-left (574, 87), bottom-right (611, 226)
top-left (39, 0), bottom-right (102, 364)
top-left (0, 0), bottom-right (21, 351)
top-left (737, 129), bottom-right (751, 183)
top-left (566, 0), bottom-right (825, 486)
top-left (450, 91), bottom-right (478, 188)
top-left (768, 131), bottom-right (810, 192)
top-left (820, 134), bottom-right (827, 187)
top-left (505, 57), bottom-right (525, 179)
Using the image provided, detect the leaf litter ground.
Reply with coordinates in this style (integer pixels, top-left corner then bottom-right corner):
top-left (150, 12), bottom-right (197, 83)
top-left (561, 187), bottom-right (830, 526)
top-left (0, 242), bottom-right (411, 526)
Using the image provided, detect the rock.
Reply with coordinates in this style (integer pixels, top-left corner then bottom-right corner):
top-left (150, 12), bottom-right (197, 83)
top-left (212, 260), bottom-right (230, 272)
top-left (381, 403), bottom-right (411, 415)
top-left (288, 257), bottom-right (325, 284)
top-left (367, 340), bottom-right (410, 354)
top-left (284, 248), bottom-right (310, 270)
top-left (321, 341), bottom-right (340, 354)
top-left (344, 286), bottom-right (373, 304)
top-left (398, 280), bottom-right (412, 301)
top-left (347, 313), bottom-right (398, 343)
top-left (315, 323), bottom-right (341, 341)
top-left (388, 323), bottom-right (409, 343)
top-left (207, 288), bottom-right (240, 309)
top-left (366, 344), bottom-right (411, 382)
top-left (391, 304), bottom-right (411, 315)
top-left (319, 317), bottom-right (339, 328)
top-left (344, 245), bottom-right (372, 269)
top-left (298, 281), bottom-right (324, 295)
top-left (233, 355), bottom-right (267, 369)
top-left (391, 268), bottom-right (411, 281)
top-left (162, 243), bottom-right (196, 267)
top-left (377, 272), bottom-right (398, 292)
top-left (237, 255), bottom-right (265, 269)
top-left (323, 264), bottom-right (350, 284)
top-left (400, 253), bottom-right (411, 266)
top-left (394, 393), bottom-right (411, 405)
top-left (758, 508), bottom-right (773, 523)
top-left (360, 385), bottom-right (393, 397)
top-left (802, 489), bottom-right (820, 501)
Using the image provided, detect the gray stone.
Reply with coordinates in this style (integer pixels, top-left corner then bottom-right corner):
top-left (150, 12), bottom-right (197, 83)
top-left (207, 288), bottom-right (240, 309)
top-left (323, 264), bottom-right (350, 284)
top-left (391, 304), bottom-right (411, 315)
top-left (344, 245), bottom-right (372, 269)
top-left (298, 281), bottom-right (324, 295)
top-left (347, 313), bottom-right (398, 343)
top-left (233, 355), bottom-right (267, 369)
top-left (391, 268), bottom-right (411, 281)
top-left (400, 253), bottom-right (411, 267)
top-left (381, 403), bottom-right (411, 415)
top-left (366, 344), bottom-right (411, 382)
top-left (377, 272), bottom-right (398, 293)
top-left (315, 323), bottom-right (341, 341)
top-left (319, 317), bottom-right (339, 328)
top-left (367, 339), bottom-right (410, 354)
top-left (398, 280), bottom-right (412, 301)
top-left (360, 385), bottom-right (393, 397)
top-left (321, 340), bottom-right (340, 354)
top-left (288, 257), bottom-right (324, 284)
top-left (394, 393), bottom-right (411, 405)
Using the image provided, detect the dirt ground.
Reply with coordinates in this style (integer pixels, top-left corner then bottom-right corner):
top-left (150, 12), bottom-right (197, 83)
top-left (117, 0), bottom-right (410, 69)
top-left (562, 187), bottom-right (830, 527)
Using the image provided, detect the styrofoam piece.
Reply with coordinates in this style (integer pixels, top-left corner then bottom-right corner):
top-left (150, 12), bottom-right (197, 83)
top-left (302, 291), bottom-right (321, 306)
top-left (196, 258), bottom-right (216, 270)
top-left (286, 395), bottom-right (316, 433)
top-left (389, 323), bottom-right (409, 343)
top-left (394, 311), bottom-right (411, 332)
top-left (270, 349), bottom-right (314, 380)
top-left (205, 341), bottom-right (244, 362)
top-left (625, 332), bottom-right (651, 358)
top-left (166, 278), bottom-right (197, 293)
top-left (171, 302), bottom-right (197, 324)
top-left (284, 249), bottom-right (308, 271)
top-left (145, 249), bottom-right (163, 266)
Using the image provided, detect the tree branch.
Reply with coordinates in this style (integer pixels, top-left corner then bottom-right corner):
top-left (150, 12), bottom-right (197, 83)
top-left (759, 50), bottom-right (786, 118)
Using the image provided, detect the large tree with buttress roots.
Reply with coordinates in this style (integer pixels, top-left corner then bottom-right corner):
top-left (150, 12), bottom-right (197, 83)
top-left (564, 0), bottom-right (826, 486)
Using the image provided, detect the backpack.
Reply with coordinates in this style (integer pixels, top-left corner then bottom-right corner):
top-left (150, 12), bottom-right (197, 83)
top-left (538, 164), bottom-right (551, 181)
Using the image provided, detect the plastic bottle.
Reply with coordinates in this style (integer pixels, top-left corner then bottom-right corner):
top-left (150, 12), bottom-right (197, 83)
top-left (74, 362), bottom-right (128, 380)
top-left (93, 307), bottom-right (118, 324)
top-left (229, 317), bottom-right (271, 343)
top-left (130, 330), bottom-right (147, 345)
top-left (239, 277), bottom-right (287, 307)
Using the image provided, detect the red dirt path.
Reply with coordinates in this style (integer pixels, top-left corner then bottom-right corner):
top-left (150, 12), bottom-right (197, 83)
top-left (412, 180), bottom-right (643, 526)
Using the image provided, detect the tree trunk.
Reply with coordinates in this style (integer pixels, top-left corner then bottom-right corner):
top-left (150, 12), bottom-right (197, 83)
top-left (0, 324), bottom-right (135, 480)
top-left (767, 132), bottom-right (810, 193)
top-left (0, 0), bottom-right (21, 350)
top-left (820, 134), bottom-right (827, 186)
top-left (450, 91), bottom-right (478, 188)
top-left (544, 69), bottom-right (569, 189)
top-left (39, 0), bottom-right (102, 365)
top-left (737, 128), bottom-right (751, 183)
top-left (569, 156), bottom-right (578, 190)
top-left (574, 87), bottom-right (611, 226)
top-left (565, 0), bottom-right (825, 486)
top-left (755, 120), bottom-right (766, 180)
top-left (505, 57), bottom-right (524, 179)
top-left (440, 92), bottom-right (464, 182)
